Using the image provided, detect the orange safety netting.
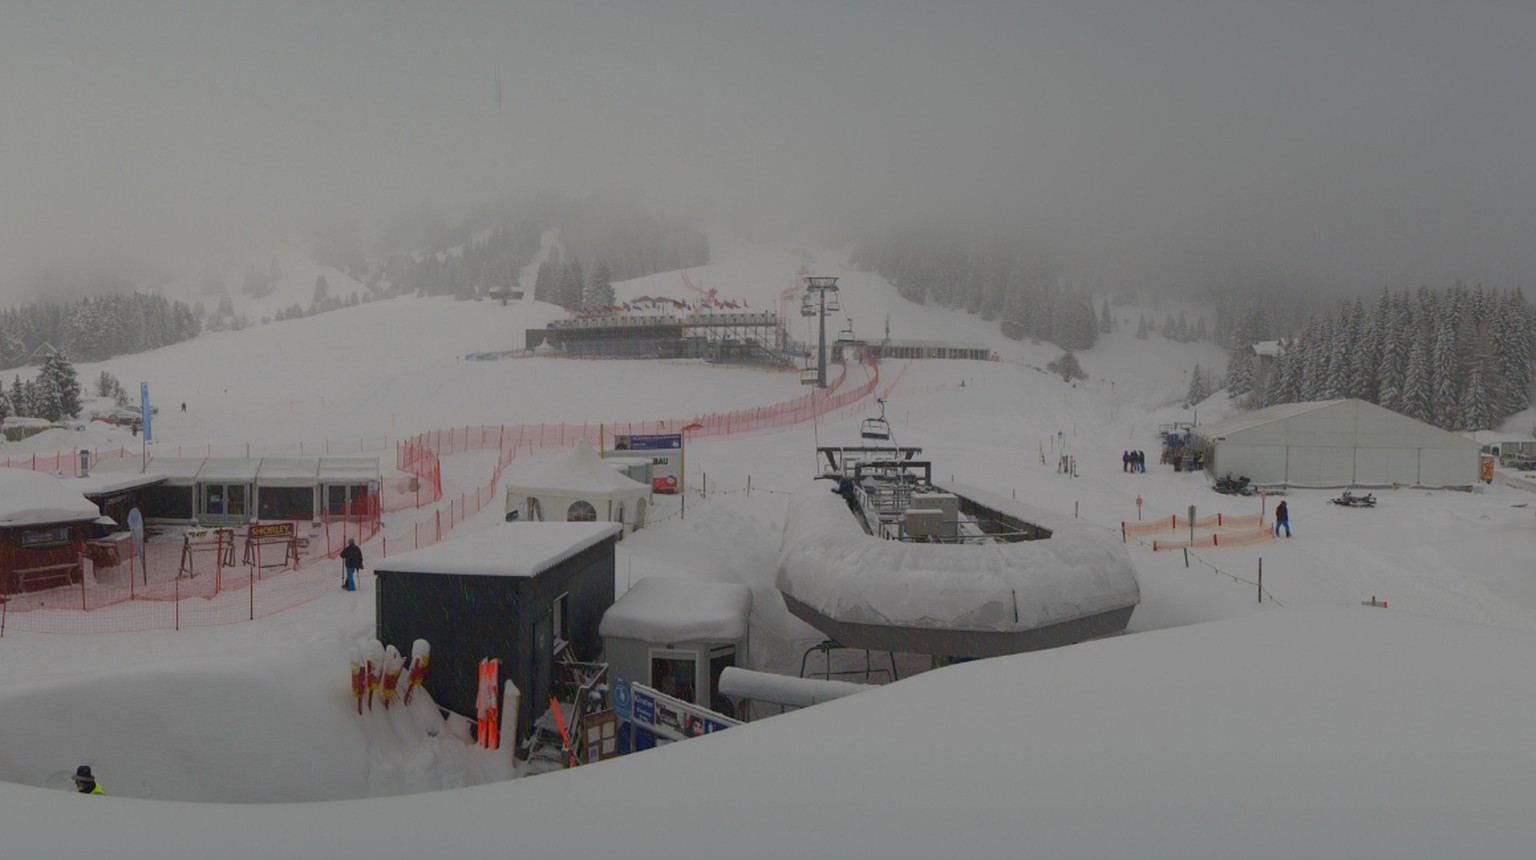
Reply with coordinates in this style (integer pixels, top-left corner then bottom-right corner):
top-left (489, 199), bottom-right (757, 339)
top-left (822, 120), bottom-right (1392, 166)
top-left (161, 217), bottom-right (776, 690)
top-left (1152, 527), bottom-right (1276, 551)
top-left (0, 357), bottom-right (885, 634)
top-left (1123, 511), bottom-right (1265, 538)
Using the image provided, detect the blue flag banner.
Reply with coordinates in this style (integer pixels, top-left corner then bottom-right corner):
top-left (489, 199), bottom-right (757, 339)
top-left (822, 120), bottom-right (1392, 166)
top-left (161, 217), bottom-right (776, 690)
top-left (140, 382), bottom-right (152, 442)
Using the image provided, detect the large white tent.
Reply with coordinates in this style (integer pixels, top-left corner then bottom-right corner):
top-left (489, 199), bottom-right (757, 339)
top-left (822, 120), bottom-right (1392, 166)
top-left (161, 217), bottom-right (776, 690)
top-left (1194, 399), bottom-right (1482, 488)
top-left (504, 437), bottom-right (650, 534)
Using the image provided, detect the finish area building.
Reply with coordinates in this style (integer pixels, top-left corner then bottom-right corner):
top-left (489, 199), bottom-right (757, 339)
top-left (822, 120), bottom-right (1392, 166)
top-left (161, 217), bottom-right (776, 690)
top-left (1192, 399), bottom-right (1482, 488)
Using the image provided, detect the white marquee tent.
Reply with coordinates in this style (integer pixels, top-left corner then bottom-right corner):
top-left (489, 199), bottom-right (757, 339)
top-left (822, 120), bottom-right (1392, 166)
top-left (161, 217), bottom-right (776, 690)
top-left (504, 437), bottom-right (650, 534)
top-left (1194, 399), bottom-right (1482, 487)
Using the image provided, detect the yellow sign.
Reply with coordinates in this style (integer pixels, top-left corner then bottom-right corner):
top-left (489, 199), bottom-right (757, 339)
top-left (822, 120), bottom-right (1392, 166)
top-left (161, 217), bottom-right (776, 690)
top-left (248, 522), bottom-right (296, 539)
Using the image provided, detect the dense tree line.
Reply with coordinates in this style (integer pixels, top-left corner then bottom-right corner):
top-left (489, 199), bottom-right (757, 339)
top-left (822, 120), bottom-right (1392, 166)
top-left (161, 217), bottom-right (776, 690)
top-left (849, 228), bottom-right (1098, 352)
top-left (0, 292), bottom-right (201, 370)
top-left (1224, 285), bottom-right (1533, 432)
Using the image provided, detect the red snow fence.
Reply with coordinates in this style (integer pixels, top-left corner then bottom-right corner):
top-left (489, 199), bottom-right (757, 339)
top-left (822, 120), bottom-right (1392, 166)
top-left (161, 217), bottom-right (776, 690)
top-left (1152, 528), bottom-right (1275, 551)
top-left (1, 357), bottom-right (887, 634)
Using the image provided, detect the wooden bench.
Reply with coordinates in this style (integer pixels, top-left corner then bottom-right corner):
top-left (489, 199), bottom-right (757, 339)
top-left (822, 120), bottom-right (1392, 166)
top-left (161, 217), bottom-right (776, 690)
top-left (14, 561), bottom-right (81, 592)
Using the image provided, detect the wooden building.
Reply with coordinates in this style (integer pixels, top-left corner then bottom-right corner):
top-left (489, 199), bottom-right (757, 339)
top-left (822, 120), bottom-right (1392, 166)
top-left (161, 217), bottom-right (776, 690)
top-left (0, 469), bottom-right (106, 594)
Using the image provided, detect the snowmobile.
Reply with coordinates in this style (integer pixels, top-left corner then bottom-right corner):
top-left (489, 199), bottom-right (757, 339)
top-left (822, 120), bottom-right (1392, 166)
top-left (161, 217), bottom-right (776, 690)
top-left (1331, 490), bottom-right (1377, 508)
top-left (1213, 474), bottom-right (1255, 496)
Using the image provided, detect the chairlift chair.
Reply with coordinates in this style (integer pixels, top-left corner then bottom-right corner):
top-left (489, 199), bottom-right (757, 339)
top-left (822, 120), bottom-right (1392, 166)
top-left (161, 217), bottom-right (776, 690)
top-left (824, 292), bottom-right (841, 313)
top-left (801, 367), bottom-right (819, 385)
top-left (800, 294), bottom-right (817, 317)
top-left (860, 398), bottom-right (892, 440)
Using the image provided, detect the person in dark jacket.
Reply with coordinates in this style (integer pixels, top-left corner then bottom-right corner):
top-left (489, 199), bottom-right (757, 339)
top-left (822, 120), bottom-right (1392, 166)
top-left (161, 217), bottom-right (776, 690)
top-left (340, 539), bottom-right (363, 591)
top-left (73, 765), bottom-right (104, 795)
top-left (1274, 500), bottom-right (1291, 537)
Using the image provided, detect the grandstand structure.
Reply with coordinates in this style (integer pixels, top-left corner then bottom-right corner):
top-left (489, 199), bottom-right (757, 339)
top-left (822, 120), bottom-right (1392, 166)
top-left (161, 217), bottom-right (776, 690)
top-left (526, 311), bottom-right (790, 366)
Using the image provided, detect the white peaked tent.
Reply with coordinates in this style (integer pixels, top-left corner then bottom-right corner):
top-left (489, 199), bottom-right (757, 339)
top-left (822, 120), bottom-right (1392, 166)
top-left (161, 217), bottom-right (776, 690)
top-left (1194, 399), bottom-right (1482, 487)
top-left (504, 437), bottom-right (650, 534)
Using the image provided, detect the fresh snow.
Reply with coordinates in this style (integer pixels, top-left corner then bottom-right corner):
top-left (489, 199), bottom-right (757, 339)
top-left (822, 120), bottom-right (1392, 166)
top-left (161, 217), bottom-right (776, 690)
top-left (600, 577), bottom-right (752, 643)
top-left (375, 522), bottom-right (622, 579)
top-left (1, 245), bottom-right (1535, 858)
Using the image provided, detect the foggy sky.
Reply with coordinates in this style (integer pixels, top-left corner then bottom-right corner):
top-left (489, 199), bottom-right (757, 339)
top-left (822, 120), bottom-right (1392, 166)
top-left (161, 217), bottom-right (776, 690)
top-left (3, 0), bottom-right (1535, 298)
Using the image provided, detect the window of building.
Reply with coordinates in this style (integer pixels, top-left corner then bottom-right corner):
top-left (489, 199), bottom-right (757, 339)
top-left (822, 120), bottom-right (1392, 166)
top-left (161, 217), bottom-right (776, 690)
top-left (651, 651), bottom-right (697, 705)
top-left (567, 500), bottom-right (597, 522)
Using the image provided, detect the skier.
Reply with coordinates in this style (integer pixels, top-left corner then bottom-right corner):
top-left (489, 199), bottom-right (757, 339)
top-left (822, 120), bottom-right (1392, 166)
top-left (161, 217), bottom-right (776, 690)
top-left (1274, 500), bottom-right (1291, 538)
top-left (340, 538), bottom-right (363, 591)
top-left (73, 765), bottom-right (104, 795)
top-left (181, 402), bottom-right (187, 412)
top-left (1122, 450), bottom-right (1130, 473)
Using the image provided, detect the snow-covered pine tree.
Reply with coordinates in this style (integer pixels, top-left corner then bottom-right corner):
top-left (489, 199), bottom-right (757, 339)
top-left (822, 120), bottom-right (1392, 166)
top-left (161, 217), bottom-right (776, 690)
top-left (584, 261), bottom-right (615, 308)
top-left (1493, 290), bottom-right (1533, 417)
top-left (1047, 349), bottom-right (1087, 382)
top-left (1430, 317), bottom-right (1461, 428)
top-left (1099, 298), bottom-right (1112, 334)
top-left (1186, 363), bottom-right (1208, 407)
top-left (1263, 339), bottom-right (1291, 406)
top-left (1297, 319), bottom-right (1326, 402)
top-left (1461, 364), bottom-right (1494, 431)
top-left (533, 261), bottom-right (555, 303)
top-left (1401, 336), bottom-right (1432, 422)
top-left (34, 350), bottom-right (81, 421)
top-left (1135, 314), bottom-right (1149, 340)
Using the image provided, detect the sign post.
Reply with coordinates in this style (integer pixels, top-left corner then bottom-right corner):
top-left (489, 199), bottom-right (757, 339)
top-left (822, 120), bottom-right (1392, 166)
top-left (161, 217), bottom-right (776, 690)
top-left (1188, 504), bottom-right (1196, 543)
top-left (1135, 494), bottom-right (1142, 521)
top-left (611, 432), bottom-right (685, 493)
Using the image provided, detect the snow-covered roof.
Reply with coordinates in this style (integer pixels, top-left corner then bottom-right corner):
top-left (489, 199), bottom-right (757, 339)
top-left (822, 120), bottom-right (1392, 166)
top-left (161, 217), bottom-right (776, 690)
top-left (89, 456), bottom-right (379, 486)
top-left (505, 438), bottom-right (649, 498)
top-left (1251, 339), bottom-right (1283, 357)
top-left (92, 456), bottom-right (205, 482)
top-left (600, 577), bottom-right (752, 642)
top-left (1196, 398), bottom-right (1483, 450)
top-left (199, 458), bottom-right (261, 482)
top-left (777, 482), bottom-right (1139, 632)
top-left (1195, 399), bottom-right (1342, 438)
top-left (255, 458), bottom-right (320, 487)
top-left (60, 471), bottom-right (168, 497)
top-left (319, 457), bottom-right (380, 483)
top-left (374, 522), bottom-right (622, 579)
top-left (0, 468), bottom-right (103, 527)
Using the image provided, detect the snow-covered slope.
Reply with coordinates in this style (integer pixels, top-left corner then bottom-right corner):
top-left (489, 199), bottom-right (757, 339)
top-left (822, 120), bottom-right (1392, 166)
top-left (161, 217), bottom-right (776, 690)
top-left (2, 241), bottom-right (1534, 859)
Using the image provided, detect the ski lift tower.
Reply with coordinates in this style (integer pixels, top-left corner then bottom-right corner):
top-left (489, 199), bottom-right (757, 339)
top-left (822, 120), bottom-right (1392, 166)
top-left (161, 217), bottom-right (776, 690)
top-left (803, 276), bottom-right (841, 388)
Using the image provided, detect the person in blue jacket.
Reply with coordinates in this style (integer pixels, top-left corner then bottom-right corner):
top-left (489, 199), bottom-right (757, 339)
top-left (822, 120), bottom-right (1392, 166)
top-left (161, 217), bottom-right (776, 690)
top-left (340, 539), bottom-right (364, 591)
top-left (1274, 500), bottom-right (1291, 537)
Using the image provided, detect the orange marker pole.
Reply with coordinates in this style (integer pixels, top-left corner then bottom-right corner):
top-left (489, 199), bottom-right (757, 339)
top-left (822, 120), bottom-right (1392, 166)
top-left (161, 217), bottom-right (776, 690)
top-left (550, 696), bottom-right (577, 767)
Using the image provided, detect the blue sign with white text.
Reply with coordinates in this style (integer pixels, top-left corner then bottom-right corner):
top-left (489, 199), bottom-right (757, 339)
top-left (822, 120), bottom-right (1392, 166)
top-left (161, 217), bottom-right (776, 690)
top-left (611, 677), bottom-right (633, 721)
top-left (140, 382), bottom-right (152, 442)
top-left (627, 434), bottom-right (681, 451)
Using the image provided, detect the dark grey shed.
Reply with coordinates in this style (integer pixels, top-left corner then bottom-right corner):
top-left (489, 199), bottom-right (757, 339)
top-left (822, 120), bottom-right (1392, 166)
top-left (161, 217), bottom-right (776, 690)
top-left (372, 522), bottom-right (620, 747)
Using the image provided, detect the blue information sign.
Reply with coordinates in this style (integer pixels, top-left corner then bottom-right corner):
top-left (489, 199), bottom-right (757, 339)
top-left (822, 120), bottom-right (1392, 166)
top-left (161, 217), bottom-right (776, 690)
top-left (611, 677), bottom-right (633, 721)
top-left (623, 433), bottom-right (681, 451)
top-left (139, 382), bottom-right (152, 442)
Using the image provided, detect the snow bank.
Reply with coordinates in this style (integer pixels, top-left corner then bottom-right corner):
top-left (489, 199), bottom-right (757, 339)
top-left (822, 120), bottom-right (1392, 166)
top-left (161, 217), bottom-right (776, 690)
top-left (599, 576), bottom-right (751, 642)
top-left (776, 482), bottom-right (1139, 631)
top-left (0, 469), bottom-right (102, 526)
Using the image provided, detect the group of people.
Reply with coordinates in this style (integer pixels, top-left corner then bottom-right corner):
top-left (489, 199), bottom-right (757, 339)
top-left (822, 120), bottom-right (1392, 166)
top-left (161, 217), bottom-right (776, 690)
top-left (1122, 450), bottom-right (1148, 472)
